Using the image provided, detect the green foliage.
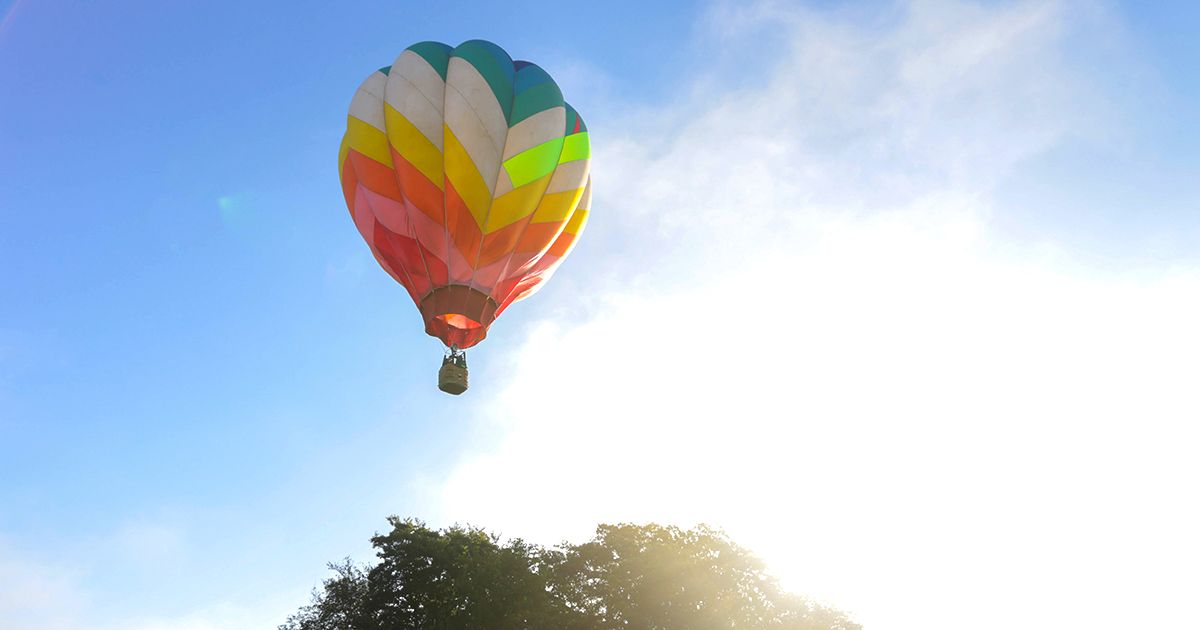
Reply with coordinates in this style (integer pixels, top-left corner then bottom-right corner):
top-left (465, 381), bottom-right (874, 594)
top-left (281, 519), bottom-right (859, 630)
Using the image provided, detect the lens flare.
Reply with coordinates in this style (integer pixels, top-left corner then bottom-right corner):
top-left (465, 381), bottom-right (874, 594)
top-left (0, 0), bottom-right (26, 41)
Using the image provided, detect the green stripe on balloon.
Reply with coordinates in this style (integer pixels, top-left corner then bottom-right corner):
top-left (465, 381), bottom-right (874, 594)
top-left (514, 63), bottom-right (553, 92)
top-left (406, 41), bottom-right (452, 80)
top-left (453, 40), bottom-right (515, 122)
top-left (564, 104), bottom-right (577, 135)
top-left (560, 132), bottom-right (590, 163)
top-left (564, 103), bottom-right (587, 133)
top-left (510, 81), bottom-right (564, 127)
top-left (503, 137), bottom-right (565, 187)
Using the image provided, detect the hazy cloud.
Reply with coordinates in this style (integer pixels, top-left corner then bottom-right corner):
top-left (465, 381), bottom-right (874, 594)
top-left (0, 539), bottom-right (85, 630)
top-left (437, 2), bottom-right (1200, 629)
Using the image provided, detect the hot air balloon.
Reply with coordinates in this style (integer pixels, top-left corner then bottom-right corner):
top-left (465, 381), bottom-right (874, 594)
top-left (338, 40), bottom-right (591, 395)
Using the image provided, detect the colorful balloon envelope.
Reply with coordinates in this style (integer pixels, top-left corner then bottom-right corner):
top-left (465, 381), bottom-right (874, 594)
top-left (338, 40), bottom-right (591, 392)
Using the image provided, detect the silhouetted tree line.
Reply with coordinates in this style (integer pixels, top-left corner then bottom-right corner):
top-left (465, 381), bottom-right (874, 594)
top-left (281, 518), bottom-right (860, 630)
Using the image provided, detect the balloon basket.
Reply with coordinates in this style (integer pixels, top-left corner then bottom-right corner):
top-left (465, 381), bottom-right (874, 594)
top-left (438, 350), bottom-right (468, 395)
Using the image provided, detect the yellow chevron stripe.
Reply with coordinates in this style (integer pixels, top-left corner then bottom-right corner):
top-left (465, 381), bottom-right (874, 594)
top-left (344, 116), bottom-right (392, 167)
top-left (531, 186), bottom-right (585, 223)
top-left (338, 135), bottom-right (350, 176)
top-left (563, 206), bottom-right (589, 235)
top-left (484, 173), bottom-right (553, 233)
top-left (384, 104), bottom-right (443, 189)
top-left (444, 125), bottom-right (492, 226)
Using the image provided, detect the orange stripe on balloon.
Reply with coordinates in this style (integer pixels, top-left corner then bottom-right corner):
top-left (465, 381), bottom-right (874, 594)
top-left (444, 180), bottom-right (481, 281)
top-left (347, 151), bottom-right (403, 201)
top-left (341, 161), bottom-right (359, 216)
top-left (476, 218), bottom-right (529, 267)
top-left (391, 148), bottom-right (446, 226)
top-left (547, 230), bottom-right (579, 257)
top-left (515, 220), bottom-right (564, 253)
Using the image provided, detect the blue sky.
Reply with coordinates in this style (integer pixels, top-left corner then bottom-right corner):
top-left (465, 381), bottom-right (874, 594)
top-left (0, 0), bottom-right (705, 624)
top-left (2, 1), bottom-right (1199, 628)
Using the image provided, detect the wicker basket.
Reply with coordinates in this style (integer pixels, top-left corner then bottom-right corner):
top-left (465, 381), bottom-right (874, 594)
top-left (438, 362), bottom-right (468, 395)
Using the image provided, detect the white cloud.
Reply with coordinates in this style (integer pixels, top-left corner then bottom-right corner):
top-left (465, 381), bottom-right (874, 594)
top-left (111, 520), bottom-right (188, 568)
top-left (437, 2), bottom-right (1200, 629)
top-left (0, 523), bottom-right (301, 630)
top-left (0, 540), bottom-right (86, 630)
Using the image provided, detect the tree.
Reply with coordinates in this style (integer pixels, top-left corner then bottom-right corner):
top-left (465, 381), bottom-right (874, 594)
top-left (281, 518), bottom-right (859, 630)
